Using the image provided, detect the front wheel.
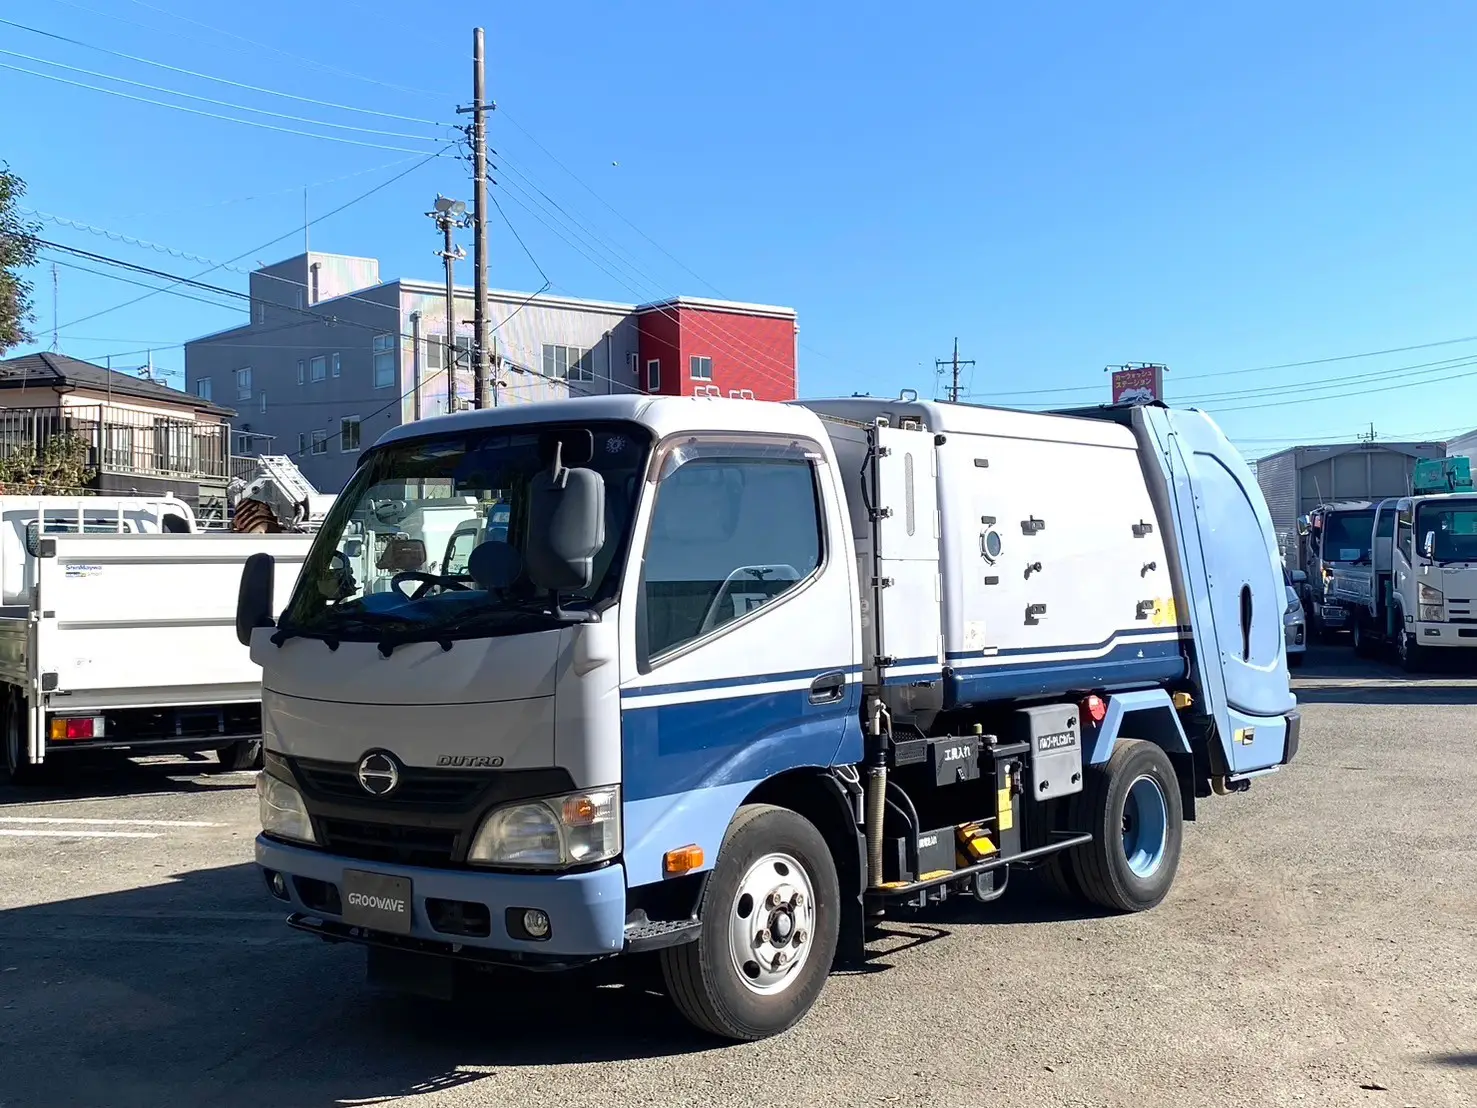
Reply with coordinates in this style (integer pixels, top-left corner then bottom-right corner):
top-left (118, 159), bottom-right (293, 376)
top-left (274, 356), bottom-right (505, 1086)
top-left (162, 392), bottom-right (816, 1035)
top-left (1397, 628), bottom-right (1430, 673)
top-left (1071, 739), bottom-right (1184, 913)
top-left (210, 740), bottom-right (263, 772)
top-left (660, 803), bottom-right (839, 1041)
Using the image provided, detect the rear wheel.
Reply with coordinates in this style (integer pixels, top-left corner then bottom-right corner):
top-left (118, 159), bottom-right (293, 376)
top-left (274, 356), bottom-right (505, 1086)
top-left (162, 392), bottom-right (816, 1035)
top-left (210, 740), bottom-right (263, 772)
top-left (1072, 740), bottom-right (1183, 913)
top-left (660, 804), bottom-right (839, 1041)
top-left (1, 689), bottom-right (36, 786)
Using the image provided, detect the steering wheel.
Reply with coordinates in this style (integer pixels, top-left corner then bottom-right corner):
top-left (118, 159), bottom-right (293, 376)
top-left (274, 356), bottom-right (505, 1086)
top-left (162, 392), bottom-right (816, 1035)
top-left (390, 571), bottom-right (474, 601)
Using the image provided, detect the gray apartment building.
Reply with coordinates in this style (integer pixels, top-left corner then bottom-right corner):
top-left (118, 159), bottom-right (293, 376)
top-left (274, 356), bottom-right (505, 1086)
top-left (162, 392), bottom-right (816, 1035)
top-left (184, 252), bottom-right (648, 491)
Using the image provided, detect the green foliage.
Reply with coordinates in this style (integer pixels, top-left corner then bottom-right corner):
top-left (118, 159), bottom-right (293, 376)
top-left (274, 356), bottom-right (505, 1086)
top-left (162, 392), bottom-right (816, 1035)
top-left (0, 164), bottom-right (40, 355)
top-left (0, 434), bottom-right (97, 495)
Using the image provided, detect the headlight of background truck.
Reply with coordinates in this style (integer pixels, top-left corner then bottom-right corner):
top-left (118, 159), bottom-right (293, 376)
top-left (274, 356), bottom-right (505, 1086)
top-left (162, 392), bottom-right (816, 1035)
top-left (467, 786), bottom-right (621, 868)
top-left (257, 774), bottom-right (317, 844)
top-left (1419, 582), bottom-right (1444, 622)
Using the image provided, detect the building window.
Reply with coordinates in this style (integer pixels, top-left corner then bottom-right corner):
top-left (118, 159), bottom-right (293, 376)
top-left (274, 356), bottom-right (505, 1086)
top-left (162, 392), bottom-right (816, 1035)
top-left (690, 355), bottom-right (713, 381)
top-left (253, 300), bottom-right (265, 325)
top-left (310, 355), bottom-right (326, 382)
top-left (297, 432), bottom-right (307, 455)
top-left (296, 359), bottom-right (305, 385)
top-left (627, 351), bottom-right (639, 379)
top-left (340, 417), bottom-right (361, 452)
top-left (425, 336), bottom-right (444, 372)
top-left (310, 430), bottom-right (328, 455)
top-left (373, 334), bottom-right (396, 388)
top-left (647, 359), bottom-right (660, 392)
top-left (259, 391), bottom-right (267, 414)
top-left (331, 352), bottom-right (341, 378)
top-left (542, 344), bottom-right (592, 383)
top-left (293, 287), bottom-right (304, 310)
top-left (195, 377), bottom-right (212, 401)
top-left (235, 367), bottom-right (252, 399)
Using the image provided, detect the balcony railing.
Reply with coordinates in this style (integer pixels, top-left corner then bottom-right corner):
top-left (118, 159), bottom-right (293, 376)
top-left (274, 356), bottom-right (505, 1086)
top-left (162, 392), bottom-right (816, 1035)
top-left (0, 404), bottom-right (229, 481)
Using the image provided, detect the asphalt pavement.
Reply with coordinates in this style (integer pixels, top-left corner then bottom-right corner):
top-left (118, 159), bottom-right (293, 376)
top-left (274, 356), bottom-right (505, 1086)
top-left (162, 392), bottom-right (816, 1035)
top-left (1, 646), bottom-right (1473, 1108)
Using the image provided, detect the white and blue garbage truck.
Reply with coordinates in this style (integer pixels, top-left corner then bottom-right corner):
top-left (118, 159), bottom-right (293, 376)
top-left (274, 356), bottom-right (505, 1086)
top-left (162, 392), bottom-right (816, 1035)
top-left (238, 391), bottom-right (1300, 1040)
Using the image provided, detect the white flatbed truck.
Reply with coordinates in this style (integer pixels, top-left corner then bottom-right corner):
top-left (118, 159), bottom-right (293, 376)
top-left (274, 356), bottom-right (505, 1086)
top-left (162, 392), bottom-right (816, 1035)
top-left (0, 531), bottom-right (311, 782)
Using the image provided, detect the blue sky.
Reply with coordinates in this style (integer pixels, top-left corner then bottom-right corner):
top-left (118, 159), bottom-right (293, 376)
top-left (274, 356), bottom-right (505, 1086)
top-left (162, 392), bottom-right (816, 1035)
top-left (5, 0), bottom-right (1477, 456)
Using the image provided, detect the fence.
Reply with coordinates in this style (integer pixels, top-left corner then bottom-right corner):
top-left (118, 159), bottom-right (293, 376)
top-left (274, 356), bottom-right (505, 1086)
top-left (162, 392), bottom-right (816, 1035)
top-left (0, 405), bottom-right (229, 481)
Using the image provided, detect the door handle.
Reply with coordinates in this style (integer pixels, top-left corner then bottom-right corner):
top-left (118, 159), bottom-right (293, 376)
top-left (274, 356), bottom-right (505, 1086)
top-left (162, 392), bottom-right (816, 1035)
top-left (808, 671), bottom-right (847, 705)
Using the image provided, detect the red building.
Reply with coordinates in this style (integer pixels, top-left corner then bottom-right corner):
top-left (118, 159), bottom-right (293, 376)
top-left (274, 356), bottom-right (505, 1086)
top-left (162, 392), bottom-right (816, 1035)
top-left (636, 297), bottom-right (798, 401)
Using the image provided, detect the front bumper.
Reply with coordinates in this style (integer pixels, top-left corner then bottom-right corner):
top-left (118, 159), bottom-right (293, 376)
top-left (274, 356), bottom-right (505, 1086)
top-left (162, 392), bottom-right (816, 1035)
top-left (1413, 621), bottom-right (1477, 649)
top-left (1314, 603), bottom-right (1349, 628)
top-left (256, 835), bottom-right (628, 959)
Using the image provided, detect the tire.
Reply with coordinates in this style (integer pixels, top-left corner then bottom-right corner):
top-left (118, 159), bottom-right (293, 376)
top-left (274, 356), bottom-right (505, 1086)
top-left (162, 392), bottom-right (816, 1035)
top-left (1, 689), bottom-right (37, 786)
top-left (211, 740), bottom-right (263, 772)
top-left (660, 803), bottom-right (840, 1041)
top-left (1397, 629), bottom-right (1430, 674)
top-left (1040, 849), bottom-right (1086, 902)
top-left (1072, 739), bottom-right (1184, 913)
top-left (1350, 618), bottom-right (1368, 657)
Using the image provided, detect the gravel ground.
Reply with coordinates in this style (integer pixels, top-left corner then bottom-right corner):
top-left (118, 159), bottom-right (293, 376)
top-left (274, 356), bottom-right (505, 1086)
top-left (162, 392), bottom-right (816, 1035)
top-left (0, 645), bottom-right (1473, 1108)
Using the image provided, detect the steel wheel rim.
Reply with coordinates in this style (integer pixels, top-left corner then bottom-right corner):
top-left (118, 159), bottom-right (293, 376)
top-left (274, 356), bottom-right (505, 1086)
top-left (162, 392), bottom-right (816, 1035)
top-left (727, 851), bottom-right (816, 996)
top-left (1121, 774), bottom-right (1169, 879)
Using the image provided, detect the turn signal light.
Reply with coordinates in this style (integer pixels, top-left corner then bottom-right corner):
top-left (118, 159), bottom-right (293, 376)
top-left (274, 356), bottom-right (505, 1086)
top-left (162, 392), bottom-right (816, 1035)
top-left (663, 844), bottom-right (705, 876)
top-left (1081, 695), bottom-right (1108, 725)
top-left (49, 716), bottom-right (104, 741)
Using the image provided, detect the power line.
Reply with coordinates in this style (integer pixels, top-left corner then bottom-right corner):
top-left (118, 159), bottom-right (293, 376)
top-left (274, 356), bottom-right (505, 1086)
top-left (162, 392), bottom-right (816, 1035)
top-left (0, 47), bottom-right (448, 143)
top-left (0, 17), bottom-right (449, 126)
top-left (46, 0), bottom-right (451, 101)
top-left (54, 148), bottom-right (449, 330)
top-left (0, 59), bottom-right (449, 155)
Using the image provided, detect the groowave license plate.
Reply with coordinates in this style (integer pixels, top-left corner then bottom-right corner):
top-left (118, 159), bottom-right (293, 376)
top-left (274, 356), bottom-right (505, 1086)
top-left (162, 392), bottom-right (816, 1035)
top-left (342, 869), bottom-right (413, 935)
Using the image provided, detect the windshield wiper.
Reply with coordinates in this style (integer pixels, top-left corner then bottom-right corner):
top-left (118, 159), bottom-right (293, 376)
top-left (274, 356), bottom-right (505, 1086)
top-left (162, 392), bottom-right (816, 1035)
top-left (270, 609), bottom-right (416, 650)
top-left (374, 596), bottom-right (593, 656)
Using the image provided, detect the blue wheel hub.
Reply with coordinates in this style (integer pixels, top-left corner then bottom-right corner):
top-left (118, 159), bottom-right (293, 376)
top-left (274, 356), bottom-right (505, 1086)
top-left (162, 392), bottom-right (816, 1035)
top-left (1121, 775), bottom-right (1168, 879)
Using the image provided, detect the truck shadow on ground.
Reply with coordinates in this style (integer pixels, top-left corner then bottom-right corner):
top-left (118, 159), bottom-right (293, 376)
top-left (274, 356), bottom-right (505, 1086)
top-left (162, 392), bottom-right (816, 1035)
top-left (1292, 684), bottom-right (1477, 706)
top-left (0, 753), bottom-right (252, 806)
top-left (0, 862), bottom-right (1101, 1106)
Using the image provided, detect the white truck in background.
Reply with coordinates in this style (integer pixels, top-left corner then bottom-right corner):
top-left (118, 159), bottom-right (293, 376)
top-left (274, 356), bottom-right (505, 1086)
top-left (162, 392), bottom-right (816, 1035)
top-left (1346, 493), bottom-right (1477, 669)
top-left (0, 529), bottom-right (311, 783)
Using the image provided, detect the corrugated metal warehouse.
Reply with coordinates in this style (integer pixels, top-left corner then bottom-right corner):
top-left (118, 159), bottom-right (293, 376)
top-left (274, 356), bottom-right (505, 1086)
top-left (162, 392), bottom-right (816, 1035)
top-left (1256, 441), bottom-right (1446, 564)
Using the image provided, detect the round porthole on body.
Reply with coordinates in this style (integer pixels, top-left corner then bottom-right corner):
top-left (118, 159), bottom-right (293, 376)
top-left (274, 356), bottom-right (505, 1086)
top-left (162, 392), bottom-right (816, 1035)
top-left (981, 529), bottom-right (1003, 563)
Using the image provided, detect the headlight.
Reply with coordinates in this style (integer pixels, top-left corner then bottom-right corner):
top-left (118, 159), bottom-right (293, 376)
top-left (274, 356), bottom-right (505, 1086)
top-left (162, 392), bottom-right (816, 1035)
top-left (1418, 582), bottom-right (1443, 622)
top-left (258, 774), bottom-right (316, 844)
top-left (467, 786), bottom-right (621, 868)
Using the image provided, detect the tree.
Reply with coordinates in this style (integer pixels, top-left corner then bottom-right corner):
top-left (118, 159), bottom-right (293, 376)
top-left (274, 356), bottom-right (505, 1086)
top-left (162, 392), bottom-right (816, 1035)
top-left (0, 434), bottom-right (96, 495)
top-left (1, 164), bottom-right (40, 355)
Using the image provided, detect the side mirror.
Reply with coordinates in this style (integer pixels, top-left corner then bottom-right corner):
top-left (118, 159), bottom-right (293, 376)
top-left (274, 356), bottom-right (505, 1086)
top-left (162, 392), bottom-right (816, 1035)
top-left (1291, 569), bottom-right (1308, 585)
top-left (526, 434), bottom-right (606, 592)
top-left (236, 552), bottom-right (277, 646)
top-left (1423, 531), bottom-right (1436, 558)
top-left (1296, 516), bottom-right (1310, 537)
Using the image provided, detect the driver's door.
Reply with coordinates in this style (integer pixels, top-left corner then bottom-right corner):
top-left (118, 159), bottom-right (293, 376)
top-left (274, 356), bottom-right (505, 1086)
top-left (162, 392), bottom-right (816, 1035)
top-left (617, 433), bottom-right (861, 887)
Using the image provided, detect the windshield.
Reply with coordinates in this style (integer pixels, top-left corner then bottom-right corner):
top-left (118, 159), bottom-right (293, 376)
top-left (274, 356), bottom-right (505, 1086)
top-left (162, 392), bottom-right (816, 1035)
top-left (1415, 501), bottom-right (1477, 563)
top-left (1320, 511), bottom-right (1375, 562)
top-left (283, 421), bottom-right (651, 641)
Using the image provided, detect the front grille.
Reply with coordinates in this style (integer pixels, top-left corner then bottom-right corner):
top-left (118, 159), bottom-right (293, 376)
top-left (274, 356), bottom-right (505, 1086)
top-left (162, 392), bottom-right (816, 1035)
top-left (317, 817), bottom-right (459, 867)
top-left (293, 758), bottom-right (489, 809)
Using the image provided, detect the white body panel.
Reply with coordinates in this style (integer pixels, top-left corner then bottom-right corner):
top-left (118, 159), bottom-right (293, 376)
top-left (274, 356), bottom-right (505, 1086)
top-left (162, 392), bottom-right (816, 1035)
top-left (0, 495), bottom-right (197, 607)
top-left (25, 533), bottom-right (310, 701)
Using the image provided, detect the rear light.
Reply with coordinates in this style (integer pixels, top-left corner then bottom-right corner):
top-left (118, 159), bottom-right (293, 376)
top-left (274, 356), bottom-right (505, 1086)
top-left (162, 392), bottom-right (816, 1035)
top-left (1081, 695), bottom-right (1108, 725)
top-left (49, 716), bottom-right (105, 741)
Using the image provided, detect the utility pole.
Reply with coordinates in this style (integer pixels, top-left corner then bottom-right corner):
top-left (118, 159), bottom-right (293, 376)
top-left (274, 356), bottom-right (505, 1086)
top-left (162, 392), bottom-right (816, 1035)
top-left (409, 311), bottom-right (423, 422)
top-left (459, 28), bottom-right (495, 408)
top-left (428, 196), bottom-right (468, 415)
top-left (1359, 422), bottom-right (1378, 444)
top-left (50, 263), bottom-right (58, 351)
top-left (934, 337), bottom-right (974, 403)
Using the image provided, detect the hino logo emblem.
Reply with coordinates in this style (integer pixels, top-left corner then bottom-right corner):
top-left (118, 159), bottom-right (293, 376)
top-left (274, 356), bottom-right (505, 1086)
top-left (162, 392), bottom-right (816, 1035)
top-left (356, 751), bottom-right (401, 796)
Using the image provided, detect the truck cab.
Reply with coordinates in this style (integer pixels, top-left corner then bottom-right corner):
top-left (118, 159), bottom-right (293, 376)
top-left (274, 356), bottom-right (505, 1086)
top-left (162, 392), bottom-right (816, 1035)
top-left (1298, 501), bottom-right (1378, 637)
top-left (1376, 494), bottom-right (1477, 668)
